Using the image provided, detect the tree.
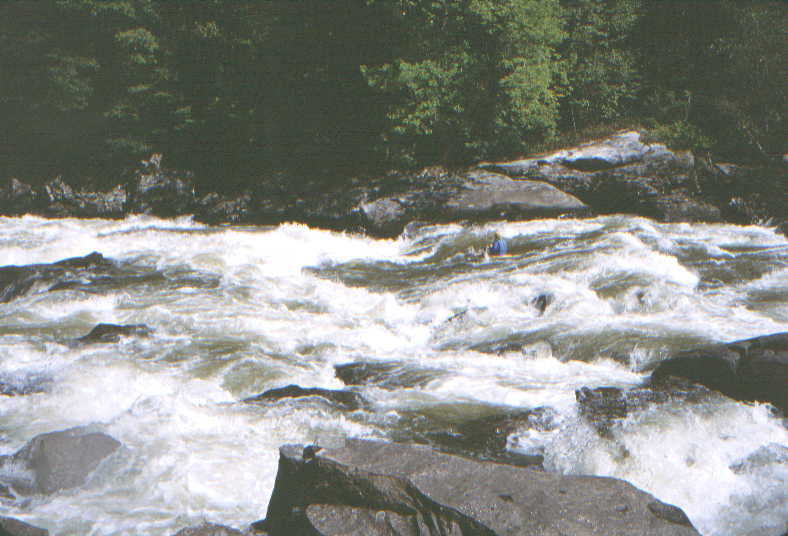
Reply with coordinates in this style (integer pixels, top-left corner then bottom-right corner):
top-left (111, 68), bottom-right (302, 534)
top-left (558, 0), bottom-right (640, 131)
top-left (361, 0), bottom-right (566, 165)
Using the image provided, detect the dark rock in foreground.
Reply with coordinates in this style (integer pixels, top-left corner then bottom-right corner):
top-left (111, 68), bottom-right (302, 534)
top-left (0, 427), bottom-right (121, 496)
top-left (258, 439), bottom-right (700, 535)
top-left (172, 522), bottom-right (246, 536)
top-left (0, 517), bottom-right (49, 536)
top-left (651, 332), bottom-right (787, 413)
top-left (244, 385), bottom-right (365, 411)
top-left (75, 323), bottom-right (153, 344)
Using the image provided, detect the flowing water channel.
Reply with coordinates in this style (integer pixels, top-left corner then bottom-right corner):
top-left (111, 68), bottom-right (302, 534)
top-left (0, 214), bottom-right (785, 536)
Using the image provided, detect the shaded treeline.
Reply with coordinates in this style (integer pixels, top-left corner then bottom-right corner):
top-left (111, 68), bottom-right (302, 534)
top-left (0, 0), bottom-right (784, 190)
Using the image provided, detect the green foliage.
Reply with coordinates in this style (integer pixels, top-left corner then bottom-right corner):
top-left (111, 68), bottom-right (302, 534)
top-left (559, 0), bottom-right (640, 130)
top-left (0, 0), bottom-right (783, 187)
top-left (644, 121), bottom-right (715, 153)
top-left (363, 0), bottom-right (565, 165)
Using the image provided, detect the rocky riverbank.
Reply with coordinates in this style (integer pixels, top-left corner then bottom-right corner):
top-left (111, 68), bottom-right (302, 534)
top-left (1, 131), bottom-right (784, 237)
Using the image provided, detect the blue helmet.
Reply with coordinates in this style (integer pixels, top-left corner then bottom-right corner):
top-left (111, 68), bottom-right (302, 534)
top-left (489, 237), bottom-right (508, 256)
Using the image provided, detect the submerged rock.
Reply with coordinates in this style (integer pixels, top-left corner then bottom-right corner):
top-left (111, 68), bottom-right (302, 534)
top-left (257, 439), bottom-right (700, 535)
top-left (172, 522), bottom-right (246, 536)
top-left (0, 252), bottom-right (113, 303)
top-left (0, 427), bottom-right (121, 496)
top-left (334, 361), bottom-right (443, 390)
top-left (244, 385), bottom-right (366, 411)
top-left (576, 381), bottom-right (715, 437)
top-left (0, 517), bottom-right (49, 536)
top-left (75, 323), bottom-right (153, 344)
top-left (651, 332), bottom-right (788, 413)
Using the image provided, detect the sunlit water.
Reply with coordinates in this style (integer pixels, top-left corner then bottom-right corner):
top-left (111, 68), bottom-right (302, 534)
top-left (0, 214), bottom-right (785, 535)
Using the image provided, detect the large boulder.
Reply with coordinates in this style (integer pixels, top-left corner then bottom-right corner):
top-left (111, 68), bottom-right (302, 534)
top-left (354, 168), bottom-right (587, 236)
top-left (651, 332), bottom-right (788, 412)
top-left (0, 427), bottom-right (121, 496)
top-left (258, 439), bottom-right (700, 535)
top-left (0, 517), bottom-right (49, 536)
top-left (480, 131), bottom-right (726, 223)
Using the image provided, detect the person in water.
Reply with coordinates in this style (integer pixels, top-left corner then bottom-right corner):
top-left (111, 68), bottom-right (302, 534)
top-left (488, 233), bottom-right (508, 256)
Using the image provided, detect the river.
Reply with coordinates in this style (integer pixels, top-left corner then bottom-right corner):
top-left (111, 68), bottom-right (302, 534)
top-left (0, 214), bottom-right (785, 535)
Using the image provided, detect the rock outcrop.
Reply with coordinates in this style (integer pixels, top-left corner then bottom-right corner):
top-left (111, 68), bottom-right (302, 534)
top-left (651, 332), bottom-right (787, 413)
top-left (1, 131), bottom-right (783, 235)
top-left (481, 131), bottom-right (723, 223)
top-left (0, 427), bottom-right (121, 496)
top-left (354, 168), bottom-right (588, 236)
top-left (257, 439), bottom-right (700, 535)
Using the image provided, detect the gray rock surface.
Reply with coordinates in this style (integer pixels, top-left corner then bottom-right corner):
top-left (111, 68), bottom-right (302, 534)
top-left (481, 131), bottom-right (726, 223)
top-left (651, 332), bottom-right (787, 412)
top-left (355, 169), bottom-right (587, 236)
top-left (258, 439), bottom-right (700, 535)
top-left (0, 427), bottom-right (121, 496)
top-left (0, 517), bottom-right (49, 536)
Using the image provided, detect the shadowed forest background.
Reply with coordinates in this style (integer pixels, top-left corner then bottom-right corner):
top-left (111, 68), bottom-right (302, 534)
top-left (0, 0), bottom-right (784, 191)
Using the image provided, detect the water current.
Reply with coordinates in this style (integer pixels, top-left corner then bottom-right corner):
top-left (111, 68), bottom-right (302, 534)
top-left (0, 214), bottom-right (785, 535)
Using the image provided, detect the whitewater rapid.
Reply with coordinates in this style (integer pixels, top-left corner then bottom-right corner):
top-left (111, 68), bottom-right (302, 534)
top-left (0, 214), bottom-right (785, 535)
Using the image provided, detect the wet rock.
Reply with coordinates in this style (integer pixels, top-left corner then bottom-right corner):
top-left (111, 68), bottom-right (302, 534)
top-left (729, 443), bottom-right (788, 474)
top-left (532, 293), bottom-right (553, 314)
top-left (334, 361), bottom-right (442, 390)
top-left (75, 323), bottom-right (153, 344)
top-left (172, 522), bottom-right (245, 536)
top-left (0, 252), bottom-right (113, 303)
top-left (651, 332), bottom-right (788, 412)
top-left (0, 379), bottom-right (46, 397)
top-left (258, 439), bottom-right (700, 535)
top-left (352, 167), bottom-right (587, 236)
top-left (244, 385), bottom-right (365, 411)
top-left (388, 403), bottom-right (551, 467)
top-left (0, 427), bottom-right (121, 496)
top-left (576, 381), bottom-right (714, 437)
top-left (0, 517), bottom-right (49, 536)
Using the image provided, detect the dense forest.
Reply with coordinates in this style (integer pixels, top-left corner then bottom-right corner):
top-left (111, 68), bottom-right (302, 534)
top-left (0, 0), bottom-right (784, 190)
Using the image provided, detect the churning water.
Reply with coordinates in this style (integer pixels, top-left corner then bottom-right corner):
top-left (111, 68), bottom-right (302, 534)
top-left (0, 214), bottom-right (785, 535)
